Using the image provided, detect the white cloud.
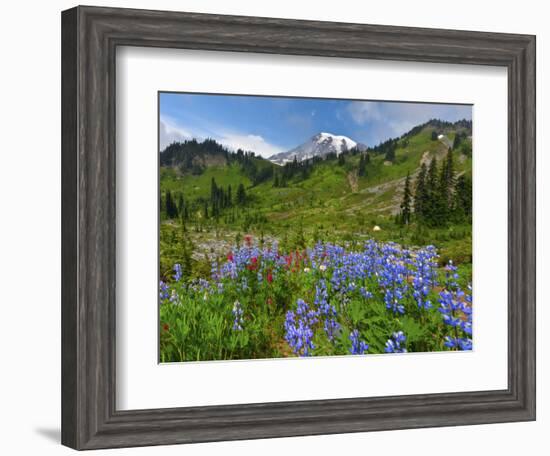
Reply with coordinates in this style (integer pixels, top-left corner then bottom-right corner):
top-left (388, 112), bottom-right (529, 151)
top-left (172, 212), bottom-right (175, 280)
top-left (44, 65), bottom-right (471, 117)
top-left (347, 101), bottom-right (382, 125)
top-left (159, 117), bottom-right (192, 150)
top-left (218, 133), bottom-right (284, 158)
top-left (158, 115), bottom-right (284, 158)
top-left (347, 101), bottom-right (472, 145)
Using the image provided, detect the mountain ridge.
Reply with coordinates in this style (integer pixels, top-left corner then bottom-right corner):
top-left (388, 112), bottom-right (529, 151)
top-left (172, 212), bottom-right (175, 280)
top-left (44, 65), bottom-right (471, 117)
top-left (269, 132), bottom-right (367, 165)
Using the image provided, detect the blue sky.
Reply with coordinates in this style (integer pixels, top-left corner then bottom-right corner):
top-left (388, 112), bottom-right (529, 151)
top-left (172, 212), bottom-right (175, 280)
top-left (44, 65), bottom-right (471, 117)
top-left (159, 92), bottom-right (472, 157)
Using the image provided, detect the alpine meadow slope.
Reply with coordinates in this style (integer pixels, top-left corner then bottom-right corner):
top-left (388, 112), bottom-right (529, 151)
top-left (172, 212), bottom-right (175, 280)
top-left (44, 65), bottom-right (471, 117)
top-left (158, 117), bottom-right (473, 361)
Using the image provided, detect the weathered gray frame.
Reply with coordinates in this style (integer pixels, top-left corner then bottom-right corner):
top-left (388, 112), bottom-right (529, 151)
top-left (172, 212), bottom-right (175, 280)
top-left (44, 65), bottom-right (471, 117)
top-left (61, 5), bottom-right (536, 450)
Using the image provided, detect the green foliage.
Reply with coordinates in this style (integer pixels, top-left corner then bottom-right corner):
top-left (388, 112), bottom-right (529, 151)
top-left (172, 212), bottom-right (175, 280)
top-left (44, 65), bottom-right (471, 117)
top-left (159, 118), bottom-right (473, 329)
top-left (357, 152), bottom-right (369, 177)
top-left (411, 149), bottom-right (471, 228)
top-left (164, 190), bottom-right (179, 219)
top-left (159, 241), bottom-right (470, 361)
top-left (236, 183), bottom-right (247, 206)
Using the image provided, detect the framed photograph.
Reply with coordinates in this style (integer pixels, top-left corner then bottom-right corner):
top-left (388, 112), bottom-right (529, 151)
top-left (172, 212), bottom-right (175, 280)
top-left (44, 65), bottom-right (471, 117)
top-left (61, 5), bottom-right (536, 450)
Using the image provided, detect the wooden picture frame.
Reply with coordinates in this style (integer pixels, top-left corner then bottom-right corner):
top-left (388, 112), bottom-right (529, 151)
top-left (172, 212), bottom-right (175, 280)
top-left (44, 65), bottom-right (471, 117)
top-left (61, 5), bottom-right (536, 450)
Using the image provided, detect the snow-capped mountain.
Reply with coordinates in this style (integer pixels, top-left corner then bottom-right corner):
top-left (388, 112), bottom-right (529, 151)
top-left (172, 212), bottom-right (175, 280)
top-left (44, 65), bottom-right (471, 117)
top-left (269, 132), bottom-right (366, 165)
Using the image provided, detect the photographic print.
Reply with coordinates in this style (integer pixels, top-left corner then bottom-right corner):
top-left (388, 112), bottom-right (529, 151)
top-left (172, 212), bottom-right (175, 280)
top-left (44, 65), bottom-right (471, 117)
top-left (158, 93), bottom-right (473, 362)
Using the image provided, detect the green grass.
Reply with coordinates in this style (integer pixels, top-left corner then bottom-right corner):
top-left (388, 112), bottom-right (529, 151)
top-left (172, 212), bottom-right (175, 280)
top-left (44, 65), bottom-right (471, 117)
top-left (161, 163), bottom-right (251, 199)
top-left (158, 125), bottom-right (474, 362)
top-left (160, 126), bottom-right (473, 281)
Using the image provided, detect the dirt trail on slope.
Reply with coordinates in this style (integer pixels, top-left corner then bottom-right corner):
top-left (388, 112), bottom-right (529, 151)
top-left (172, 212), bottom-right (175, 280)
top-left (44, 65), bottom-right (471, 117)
top-left (347, 171), bottom-right (359, 193)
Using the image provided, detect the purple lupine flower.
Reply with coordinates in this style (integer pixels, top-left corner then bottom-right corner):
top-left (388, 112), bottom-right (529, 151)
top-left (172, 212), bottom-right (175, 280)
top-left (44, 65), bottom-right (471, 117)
top-left (359, 287), bottom-right (373, 299)
top-left (379, 252), bottom-right (408, 315)
top-left (232, 300), bottom-right (244, 331)
top-left (349, 329), bottom-right (369, 354)
top-left (438, 290), bottom-right (463, 327)
top-left (173, 263), bottom-right (183, 282)
top-left (444, 336), bottom-right (472, 351)
top-left (159, 280), bottom-right (170, 300)
top-left (439, 286), bottom-right (473, 350)
top-left (444, 260), bottom-right (459, 290)
top-left (410, 245), bottom-right (438, 309)
top-left (210, 259), bottom-right (219, 281)
top-left (169, 289), bottom-right (178, 303)
top-left (284, 299), bottom-right (318, 356)
top-left (385, 331), bottom-right (407, 353)
top-left (314, 279), bottom-right (340, 341)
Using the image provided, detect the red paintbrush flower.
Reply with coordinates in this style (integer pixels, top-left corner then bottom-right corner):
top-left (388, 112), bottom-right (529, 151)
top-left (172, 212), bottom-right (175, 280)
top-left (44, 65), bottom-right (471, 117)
top-left (227, 252), bottom-right (234, 261)
top-left (247, 257), bottom-right (258, 271)
top-left (162, 323), bottom-right (169, 332)
top-left (267, 270), bottom-right (273, 283)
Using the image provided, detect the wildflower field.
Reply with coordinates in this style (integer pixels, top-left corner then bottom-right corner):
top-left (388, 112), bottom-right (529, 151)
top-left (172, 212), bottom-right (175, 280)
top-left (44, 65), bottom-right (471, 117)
top-left (159, 236), bottom-right (472, 362)
top-left (157, 97), bottom-right (474, 362)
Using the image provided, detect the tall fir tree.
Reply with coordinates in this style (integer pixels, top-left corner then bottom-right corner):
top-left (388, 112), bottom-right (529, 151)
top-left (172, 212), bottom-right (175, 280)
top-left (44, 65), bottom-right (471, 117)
top-left (414, 163), bottom-right (428, 220)
top-left (425, 157), bottom-right (439, 226)
top-left (438, 149), bottom-right (455, 218)
top-left (454, 174), bottom-right (472, 220)
top-left (165, 190), bottom-right (178, 219)
top-left (236, 183), bottom-right (246, 206)
top-left (338, 153), bottom-right (346, 166)
top-left (385, 147), bottom-right (396, 162)
top-left (159, 192), bottom-right (165, 217)
top-left (210, 177), bottom-right (218, 203)
top-left (177, 193), bottom-right (184, 219)
top-left (358, 154), bottom-right (367, 177)
top-left (453, 132), bottom-right (463, 150)
top-left (400, 172), bottom-right (412, 225)
top-left (183, 204), bottom-right (189, 221)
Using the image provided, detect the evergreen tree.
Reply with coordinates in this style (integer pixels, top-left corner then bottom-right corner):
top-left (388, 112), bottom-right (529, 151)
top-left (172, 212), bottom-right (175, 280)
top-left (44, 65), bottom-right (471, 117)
top-left (431, 130), bottom-right (438, 141)
top-left (338, 153), bottom-right (346, 166)
top-left (236, 183), bottom-right (246, 206)
top-left (203, 200), bottom-right (209, 219)
top-left (385, 147), bottom-right (396, 162)
top-left (400, 172), bottom-right (412, 225)
top-left (159, 193), bottom-right (165, 217)
top-left (177, 193), bottom-right (184, 218)
top-left (438, 149), bottom-right (455, 217)
top-left (210, 177), bottom-right (218, 204)
top-left (425, 158), bottom-right (439, 226)
top-left (454, 174), bottom-right (472, 220)
top-left (453, 132), bottom-right (463, 150)
top-left (184, 204), bottom-right (189, 221)
top-left (358, 154), bottom-right (367, 177)
top-left (165, 190), bottom-right (178, 219)
top-left (414, 163), bottom-right (428, 219)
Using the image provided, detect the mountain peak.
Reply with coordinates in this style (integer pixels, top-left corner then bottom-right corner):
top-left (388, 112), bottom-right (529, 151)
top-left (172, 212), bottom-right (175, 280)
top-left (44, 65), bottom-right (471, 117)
top-left (269, 132), bottom-right (365, 165)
